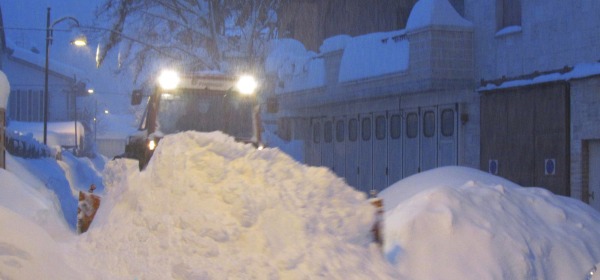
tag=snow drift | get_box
[2,132,600,279]
[381,166,600,280]
[79,131,398,279]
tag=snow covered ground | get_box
[1,131,600,279]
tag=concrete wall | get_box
[466,0,600,81]
[570,76,600,201]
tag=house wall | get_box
[570,76,600,203]
[466,0,600,81]
[4,56,74,122]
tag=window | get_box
[361,117,371,141]
[324,121,333,143]
[390,114,401,139]
[348,118,358,142]
[441,109,455,137]
[375,116,386,140]
[336,120,345,142]
[496,0,521,31]
[312,122,321,143]
[406,113,418,139]
[423,111,435,138]
[8,89,44,122]
[278,118,292,141]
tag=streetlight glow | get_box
[236,75,258,95]
[71,36,87,47]
[158,69,180,90]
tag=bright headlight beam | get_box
[236,75,258,95]
[158,70,180,90]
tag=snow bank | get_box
[0,166,71,239]
[80,131,398,279]
[0,206,86,279]
[381,166,600,280]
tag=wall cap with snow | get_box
[405,0,473,32]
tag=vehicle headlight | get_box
[148,139,157,151]
[588,264,598,280]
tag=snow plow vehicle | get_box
[123,70,261,169]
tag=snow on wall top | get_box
[339,30,409,83]
[319,34,352,53]
[406,0,472,31]
[266,39,325,92]
[479,62,600,91]
[0,71,10,108]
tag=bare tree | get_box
[95,0,284,82]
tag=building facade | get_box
[268,0,600,210]
[3,43,81,123]
[470,0,600,208]
[268,0,478,195]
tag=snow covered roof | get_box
[405,0,472,31]
[479,62,600,91]
[5,39,84,80]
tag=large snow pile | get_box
[78,131,398,279]
[381,166,600,280]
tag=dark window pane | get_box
[441,109,455,137]
[376,116,386,140]
[279,118,291,141]
[336,120,345,142]
[423,111,435,138]
[406,113,418,138]
[361,117,371,141]
[390,114,401,139]
[313,122,321,143]
[324,121,333,143]
[349,118,358,142]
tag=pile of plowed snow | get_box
[78,131,398,279]
[381,166,600,280]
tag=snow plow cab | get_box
[123,70,261,169]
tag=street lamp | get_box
[43,7,86,145]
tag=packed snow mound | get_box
[0,206,85,279]
[80,131,398,279]
[381,166,600,280]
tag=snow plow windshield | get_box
[155,88,256,139]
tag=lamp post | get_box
[43,7,86,145]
